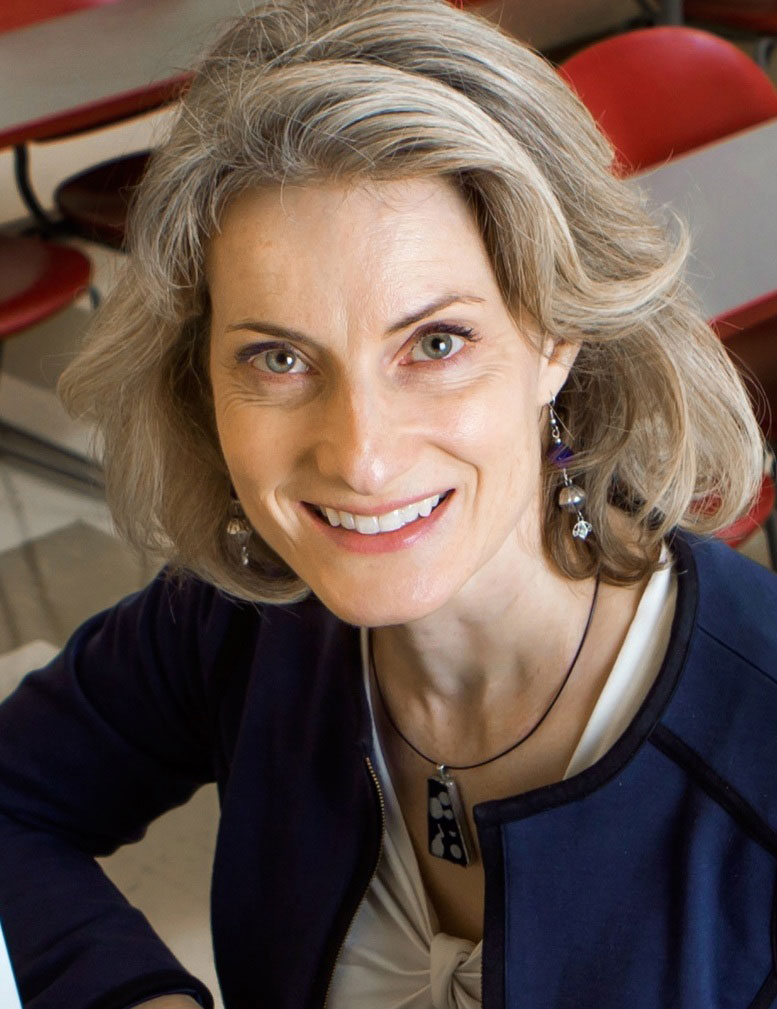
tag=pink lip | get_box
[302,490,454,554]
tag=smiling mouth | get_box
[309,490,452,535]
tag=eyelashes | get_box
[234,322,480,376]
[403,323,477,366]
[235,343,310,375]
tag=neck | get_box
[372,544,596,709]
[368,520,654,768]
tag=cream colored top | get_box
[328,560,677,1009]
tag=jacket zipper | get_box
[321,753,386,1009]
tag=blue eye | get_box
[248,346,309,374]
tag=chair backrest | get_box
[560,26,777,174]
[0,0,122,35]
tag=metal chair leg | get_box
[13,145,61,237]
[755,36,775,70]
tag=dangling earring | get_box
[548,397,593,541]
[226,498,252,567]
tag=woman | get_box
[1,1,775,1007]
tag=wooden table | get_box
[634,118,777,325]
[0,0,244,147]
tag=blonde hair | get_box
[60,0,763,601]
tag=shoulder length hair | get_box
[60,0,764,602]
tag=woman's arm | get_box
[0,571,237,1009]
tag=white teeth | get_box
[355,514,380,535]
[378,511,404,533]
[339,510,356,530]
[399,504,418,524]
[317,492,445,534]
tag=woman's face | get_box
[208,178,573,626]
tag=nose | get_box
[311,376,411,496]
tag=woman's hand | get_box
[134,997,203,1009]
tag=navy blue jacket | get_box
[1,533,777,1009]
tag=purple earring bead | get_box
[549,442,574,468]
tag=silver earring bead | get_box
[227,499,252,567]
[548,397,593,541]
[559,484,587,511]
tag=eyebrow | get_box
[386,293,486,334]
[225,293,486,345]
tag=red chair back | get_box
[0,0,122,35]
[560,26,777,174]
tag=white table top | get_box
[0,0,245,146]
[635,117,777,321]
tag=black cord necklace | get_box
[370,576,600,868]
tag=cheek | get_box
[211,396,287,506]
[444,375,542,468]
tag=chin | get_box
[310,576,455,628]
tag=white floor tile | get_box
[0,462,113,554]
[0,371,94,457]
[0,639,59,700]
[99,785,222,1007]
[0,921,22,1009]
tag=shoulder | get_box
[657,534,777,833]
[68,566,258,671]
[679,533,777,674]
[68,568,347,683]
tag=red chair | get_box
[561,26,777,563]
[714,461,777,558]
[684,1,777,68]
[712,295,777,447]
[54,151,150,250]
[0,235,100,485]
[560,26,777,173]
[0,237,90,339]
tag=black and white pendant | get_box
[427,765,474,867]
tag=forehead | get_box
[205,177,501,326]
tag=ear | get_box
[536,336,580,407]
